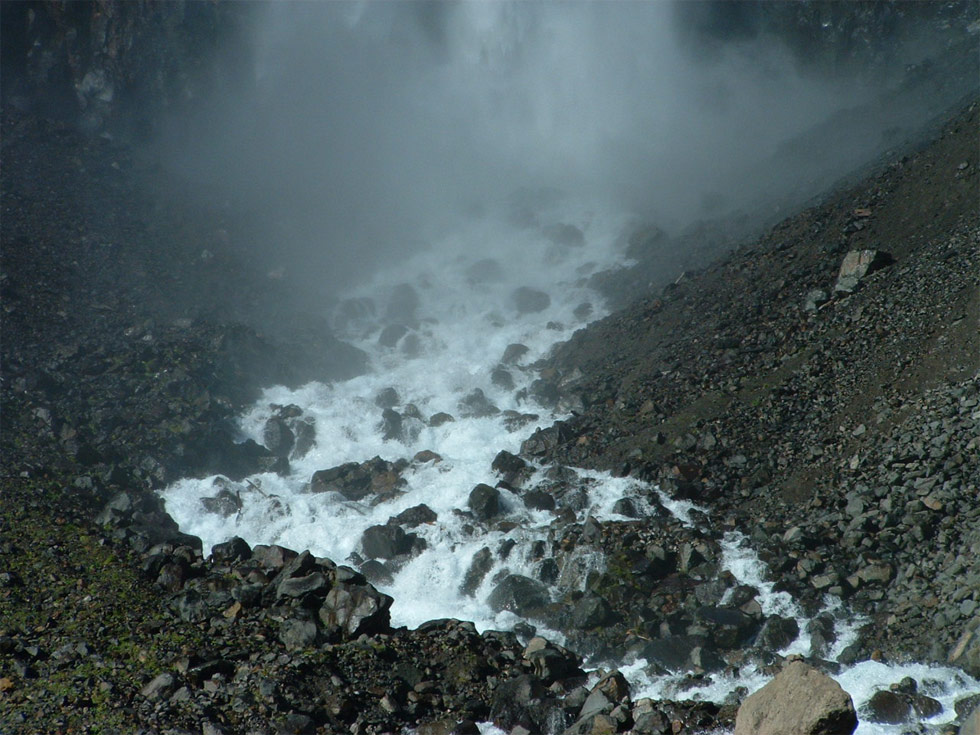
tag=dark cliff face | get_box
[0,1,253,137]
[672,0,978,77]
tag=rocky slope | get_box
[2,7,980,734]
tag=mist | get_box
[156,1,969,300]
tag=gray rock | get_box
[522,637,582,685]
[834,249,891,294]
[501,343,530,364]
[513,287,551,314]
[279,618,318,650]
[141,672,176,701]
[962,704,980,735]
[319,583,392,638]
[487,574,550,615]
[949,616,980,676]
[458,388,499,418]
[862,690,910,724]
[361,525,420,559]
[460,547,494,597]
[804,289,829,311]
[734,660,857,735]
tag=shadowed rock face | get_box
[0,1,253,135]
[734,661,857,735]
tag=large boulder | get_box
[487,574,550,616]
[734,661,857,735]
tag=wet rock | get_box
[492,450,528,477]
[734,660,857,735]
[309,457,406,500]
[360,525,422,560]
[390,504,437,527]
[490,675,564,733]
[513,287,551,314]
[523,489,556,512]
[755,615,800,651]
[276,572,328,600]
[466,258,504,283]
[386,283,420,321]
[379,323,409,347]
[460,547,494,597]
[200,486,242,518]
[862,690,910,724]
[521,421,577,457]
[263,416,295,458]
[491,366,515,390]
[381,407,403,441]
[544,223,586,248]
[501,343,530,365]
[335,296,376,331]
[459,389,499,418]
[530,378,560,408]
[359,559,394,586]
[375,387,400,408]
[468,484,501,521]
[696,606,760,649]
[488,574,550,616]
[429,412,455,426]
[252,544,298,572]
[570,594,616,630]
[834,249,892,294]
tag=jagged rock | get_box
[523,637,583,685]
[210,536,252,564]
[381,407,403,441]
[252,544,298,572]
[804,288,829,311]
[141,672,176,701]
[262,416,295,458]
[458,389,499,418]
[523,489,556,512]
[570,594,615,630]
[279,618,317,650]
[201,486,242,517]
[501,343,530,364]
[696,606,760,649]
[862,690,911,724]
[319,583,393,638]
[389,504,437,527]
[734,660,857,735]
[309,457,406,500]
[755,615,800,651]
[488,574,550,615]
[834,249,892,293]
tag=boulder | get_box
[488,574,550,615]
[962,704,980,735]
[460,547,494,597]
[361,525,422,560]
[309,457,406,500]
[501,343,530,364]
[861,690,910,724]
[544,223,585,248]
[523,637,583,685]
[319,583,393,638]
[948,616,980,676]
[513,287,551,314]
[458,388,499,418]
[468,484,501,521]
[466,258,505,283]
[834,249,891,294]
[734,660,857,735]
[385,283,420,321]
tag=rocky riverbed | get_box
[3,5,980,734]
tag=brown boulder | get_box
[734,661,857,735]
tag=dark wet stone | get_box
[513,287,550,314]
[390,503,437,527]
[361,524,421,560]
[461,547,494,597]
[501,343,530,364]
[379,323,409,347]
[487,574,549,615]
[468,484,501,521]
[210,536,252,564]
[458,389,499,418]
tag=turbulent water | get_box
[163,198,977,734]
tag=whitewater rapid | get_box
[162,200,977,734]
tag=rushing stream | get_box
[163,199,977,734]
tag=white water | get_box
[163,199,978,732]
